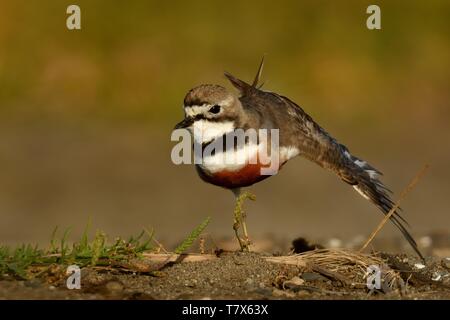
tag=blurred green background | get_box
[0,1,449,253]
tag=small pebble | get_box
[431,272,442,282]
[414,263,426,270]
[441,258,450,270]
[283,276,305,290]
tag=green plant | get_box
[175,217,211,254]
[0,217,212,279]
[0,223,155,279]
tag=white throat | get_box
[192,119,235,144]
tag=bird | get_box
[174,58,423,259]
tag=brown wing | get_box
[270,93,424,260]
[224,66,422,259]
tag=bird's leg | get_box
[233,221,245,252]
[239,192,256,249]
[232,188,256,251]
[232,188,245,251]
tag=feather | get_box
[224,71,251,94]
[252,55,265,88]
[224,55,266,94]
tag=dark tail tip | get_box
[353,174,425,261]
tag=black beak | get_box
[174,117,194,130]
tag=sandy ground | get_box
[1,248,449,300]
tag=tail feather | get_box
[348,156,424,260]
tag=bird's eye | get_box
[209,105,221,114]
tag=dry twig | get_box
[359,164,429,252]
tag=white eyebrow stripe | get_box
[184,104,211,117]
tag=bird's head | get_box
[174,57,265,144]
[174,84,243,131]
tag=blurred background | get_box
[0,1,449,255]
